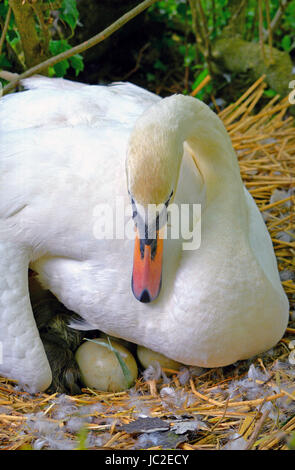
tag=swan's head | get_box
[126,96,185,303]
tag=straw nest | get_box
[0,77,294,450]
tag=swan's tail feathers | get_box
[68,317,98,331]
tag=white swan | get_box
[0,76,289,391]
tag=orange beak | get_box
[132,228,164,303]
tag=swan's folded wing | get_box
[0,77,161,133]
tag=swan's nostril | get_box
[139,290,151,303]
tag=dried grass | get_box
[0,77,294,450]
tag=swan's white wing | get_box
[0,77,160,133]
[244,187,282,289]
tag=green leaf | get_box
[53,60,70,77]
[60,0,79,30]
[281,35,292,52]
[18,444,34,450]
[183,44,196,66]
[7,29,21,47]
[69,54,84,76]
[76,427,89,450]
[48,66,56,77]
[0,54,12,68]
[49,39,71,56]
[176,3,186,16]
[0,3,9,17]
[147,73,155,82]
[263,88,277,98]
[154,59,167,71]
[192,68,209,90]
[49,40,71,77]
[288,432,295,450]
[178,44,186,57]
[106,336,134,388]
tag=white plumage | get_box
[0,76,289,391]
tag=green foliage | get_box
[0,0,294,97]
[148,0,295,99]
[281,35,293,52]
[0,0,83,78]
[60,0,80,32]
[49,39,71,76]
[263,88,278,98]
[0,53,11,68]
[192,68,212,99]
[49,39,83,77]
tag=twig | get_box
[258,0,266,64]
[183,4,189,93]
[121,42,150,81]
[245,406,271,450]
[190,379,223,406]
[0,70,19,81]
[196,0,212,74]
[248,1,259,41]
[263,0,288,41]
[0,5,11,56]
[240,396,268,441]
[2,0,157,95]
[0,15,24,74]
[212,0,216,37]
[188,0,205,57]
[210,396,230,432]
[265,0,273,64]
[30,1,50,52]
[190,74,211,97]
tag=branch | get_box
[9,0,49,68]
[222,0,248,37]
[3,0,157,95]
[31,1,50,52]
[121,42,150,81]
[263,0,288,41]
[188,1,206,57]
[212,0,216,37]
[196,0,210,56]
[258,0,266,63]
[245,406,270,450]
[265,0,273,63]
[0,70,19,81]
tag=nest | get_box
[0,77,294,450]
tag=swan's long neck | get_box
[176,97,243,202]
[128,95,244,206]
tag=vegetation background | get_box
[0,0,295,108]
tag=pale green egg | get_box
[75,338,138,392]
[137,345,182,373]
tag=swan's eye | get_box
[165,190,173,208]
[130,196,138,221]
[156,214,160,231]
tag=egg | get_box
[137,345,182,372]
[75,338,138,392]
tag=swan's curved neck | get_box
[161,96,243,202]
[128,95,244,207]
